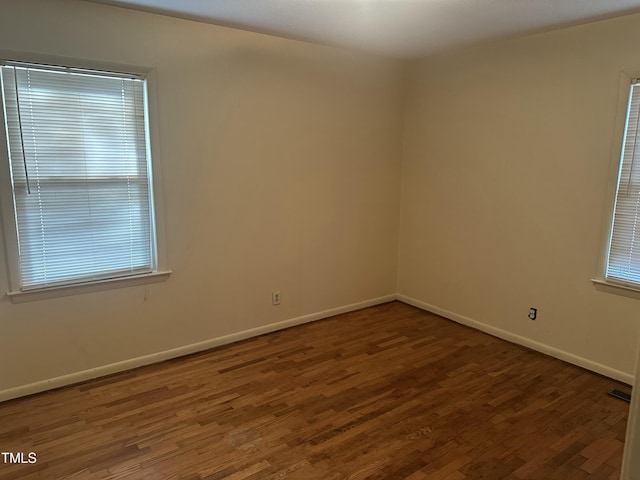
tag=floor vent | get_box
[608,389,631,403]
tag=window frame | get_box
[593,68,640,299]
[0,52,169,302]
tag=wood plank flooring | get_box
[0,301,630,479]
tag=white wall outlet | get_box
[272,291,281,306]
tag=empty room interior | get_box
[2,0,640,478]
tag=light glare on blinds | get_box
[607,82,640,286]
[0,62,155,290]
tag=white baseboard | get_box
[0,294,396,403]
[396,294,634,386]
[2,293,631,403]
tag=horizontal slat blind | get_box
[607,82,640,286]
[0,62,154,289]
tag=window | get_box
[0,60,161,293]
[606,79,640,288]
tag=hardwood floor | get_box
[0,301,630,479]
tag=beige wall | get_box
[399,13,640,380]
[0,0,404,394]
[3,0,640,398]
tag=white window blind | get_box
[607,81,640,287]
[0,61,156,290]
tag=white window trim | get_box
[0,52,170,302]
[7,271,172,303]
[593,68,640,299]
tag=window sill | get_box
[6,270,171,303]
[591,278,640,300]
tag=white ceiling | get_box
[89,0,640,58]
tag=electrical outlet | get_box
[272,291,281,306]
[528,307,537,320]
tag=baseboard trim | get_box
[396,294,634,386]
[0,294,396,403]
[3,293,631,403]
